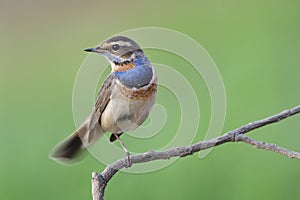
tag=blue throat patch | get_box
[114,57,153,88]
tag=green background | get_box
[1,0,300,199]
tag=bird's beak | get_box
[84,47,104,53]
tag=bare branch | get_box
[92,105,300,200]
[236,135,300,159]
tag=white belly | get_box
[100,84,156,133]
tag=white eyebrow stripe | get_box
[114,41,132,46]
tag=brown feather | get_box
[50,123,88,161]
[51,74,116,164]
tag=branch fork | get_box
[92,105,300,200]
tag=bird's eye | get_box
[112,44,120,51]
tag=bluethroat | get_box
[50,36,157,165]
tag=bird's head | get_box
[85,36,143,72]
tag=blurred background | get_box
[1,0,300,199]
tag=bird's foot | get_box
[113,133,132,168]
[124,151,132,168]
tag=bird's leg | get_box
[113,133,132,167]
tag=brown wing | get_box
[87,73,116,142]
[95,73,116,114]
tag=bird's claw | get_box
[124,151,132,168]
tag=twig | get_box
[236,135,300,159]
[91,105,300,200]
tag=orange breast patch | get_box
[114,62,135,72]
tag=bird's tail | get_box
[50,119,103,164]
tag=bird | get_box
[50,36,157,165]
